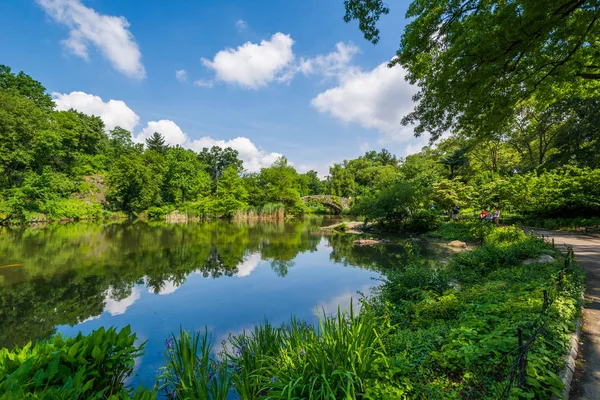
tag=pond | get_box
[0,216,445,389]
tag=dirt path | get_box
[530,230,600,399]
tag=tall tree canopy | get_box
[145,132,168,155]
[0,65,54,111]
[344,0,600,139]
[197,146,243,192]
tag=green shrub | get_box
[403,209,440,234]
[434,220,494,242]
[0,326,153,399]
[371,224,583,399]
[145,205,175,220]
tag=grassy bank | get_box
[0,223,583,399]
[376,224,583,398]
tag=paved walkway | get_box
[530,230,600,400]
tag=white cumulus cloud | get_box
[311,62,418,142]
[298,42,360,79]
[189,136,283,172]
[201,33,295,89]
[175,69,188,82]
[198,39,362,90]
[37,0,145,79]
[52,89,283,172]
[235,19,248,32]
[52,91,140,132]
[131,120,282,172]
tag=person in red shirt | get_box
[479,209,488,221]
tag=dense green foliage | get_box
[344,0,600,140]
[3,63,598,226]
[0,66,328,223]
[372,224,583,399]
[339,0,600,229]
[334,141,600,229]
[0,326,154,399]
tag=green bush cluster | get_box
[145,205,176,220]
[0,326,154,399]
[504,215,600,231]
[433,220,495,243]
[372,224,583,399]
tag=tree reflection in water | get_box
[0,217,445,349]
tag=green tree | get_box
[242,172,265,207]
[328,163,357,197]
[260,157,304,213]
[197,146,243,192]
[352,181,421,227]
[344,0,600,139]
[304,170,324,195]
[213,166,248,217]
[163,146,210,203]
[107,127,140,163]
[0,65,54,110]
[441,147,470,179]
[0,89,49,188]
[51,110,108,175]
[327,150,401,197]
[145,132,169,155]
[107,153,163,213]
[541,98,600,169]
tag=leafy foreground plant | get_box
[0,325,155,399]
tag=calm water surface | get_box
[0,217,444,388]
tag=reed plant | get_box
[219,302,392,399]
[157,328,230,400]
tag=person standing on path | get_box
[451,204,460,221]
[493,208,501,225]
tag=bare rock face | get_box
[523,255,556,265]
[448,240,468,248]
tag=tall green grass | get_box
[159,303,395,399]
[157,328,230,399]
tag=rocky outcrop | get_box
[320,221,371,233]
[353,238,391,246]
[447,240,469,252]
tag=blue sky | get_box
[1,0,422,175]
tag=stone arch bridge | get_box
[301,195,351,214]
